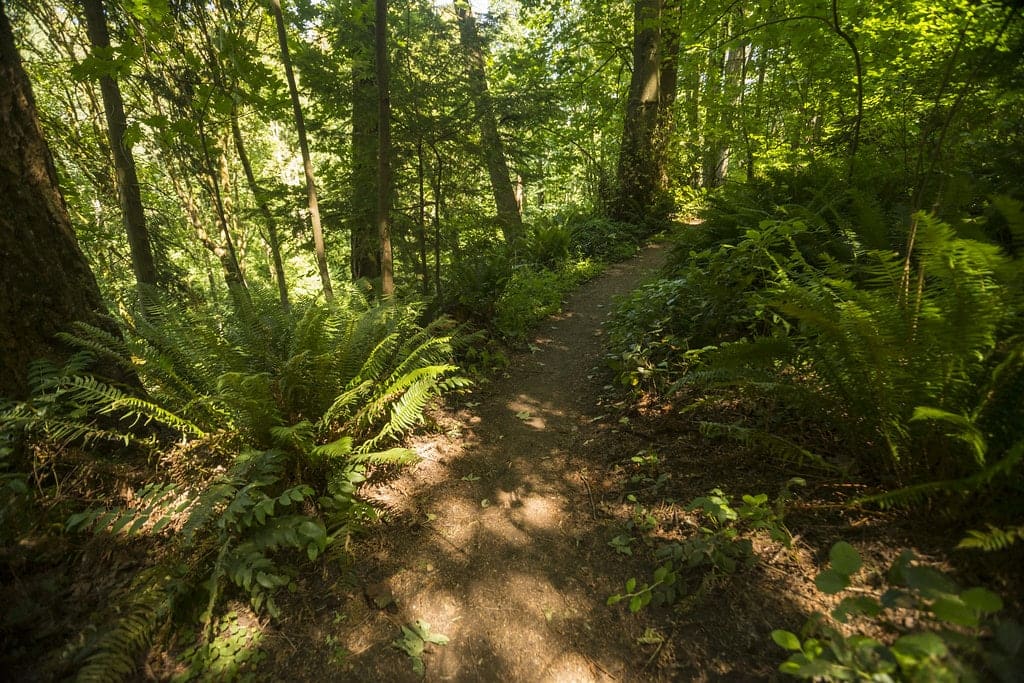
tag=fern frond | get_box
[58,321,134,374]
[75,568,171,682]
[66,482,186,537]
[345,446,418,466]
[60,376,207,438]
[698,421,837,471]
[957,523,1024,552]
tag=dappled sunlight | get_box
[510,493,567,533]
[507,393,569,431]
[321,245,673,681]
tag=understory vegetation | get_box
[606,174,1024,677]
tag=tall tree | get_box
[375,0,394,296]
[269,0,334,300]
[612,0,675,221]
[231,115,290,312]
[1,0,112,398]
[80,0,158,289]
[350,0,379,281]
[454,0,523,244]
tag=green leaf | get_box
[814,569,850,595]
[771,630,801,651]
[628,595,643,613]
[932,597,979,627]
[960,586,1002,613]
[892,632,948,659]
[626,577,637,593]
[607,594,622,606]
[423,631,449,645]
[831,596,882,623]
[829,542,862,576]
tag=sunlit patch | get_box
[507,394,569,431]
[511,495,564,532]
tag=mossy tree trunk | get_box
[375,0,394,297]
[0,2,116,398]
[612,0,676,223]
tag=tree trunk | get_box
[80,0,158,290]
[350,0,379,281]
[375,0,394,297]
[0,3,116,398]
[430,143,444,299]
[269,0,333,301]
[454,0,523,244]
[416,139,429,295]
[231,116,290,312]
[612,0,665,222]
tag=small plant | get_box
[392,620,449,676]
[609,485,798,612]
[608,533,635,556]
[772,542,1023,681]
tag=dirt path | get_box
[309,244,669,681]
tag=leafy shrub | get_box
[687,214,1024,487]
[520,221,571,268]
[446,245,512,322]
[493,260,601,341]
[773,542,1022,681]
[608,485,799,612]
[0,286,466,679]
[606,218,815,390]
[568,215,646,261]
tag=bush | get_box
[0,285,467,679]
[568,215,647,261]
[494,260,601,341]
[773,542,1021,681]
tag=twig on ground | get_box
[579,472,597,519]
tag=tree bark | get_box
[350,0,379,281]
[0,2,115,398]
[454,0,523,244]
[269,0,333,301]
[611,0,667,222]
[416,139,429,295]
[375,0,394,297]
[231,116,290,312]
[80,0,158,290]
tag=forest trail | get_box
[308,244,670,681]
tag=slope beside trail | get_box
[302,243,671,681]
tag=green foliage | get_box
[171,614,266,683]
[676,213,1023,489]
[392,620,449,677]
[567,215,646,261]
[0,286,465,680]
[958,524,1024,552]
[75,568,173,683]
[608,485,798,612]
[493,260,601,342]
[773,543,1022,682]
[520,221,571,268]
[606,218,811,390]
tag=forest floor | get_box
[255,241,1024,682]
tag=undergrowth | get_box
[0,284,466,680]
